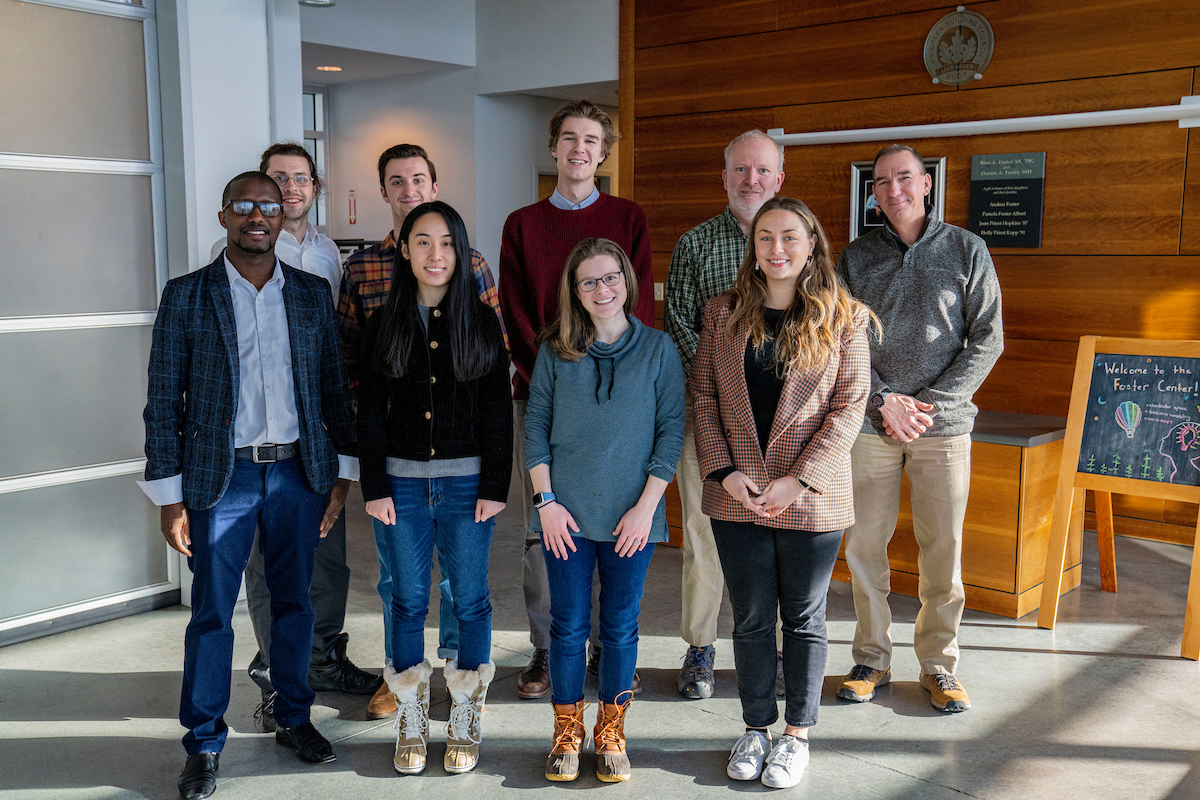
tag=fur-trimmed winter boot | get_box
[545,700,589,781]
[384,659,432,775]
[443,660,495,773]
[594,690,633,782]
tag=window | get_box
[303,86,329,232]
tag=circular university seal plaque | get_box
[924,6,994,86]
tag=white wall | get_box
[300,0,476,66]
[475,0,618,95]
[473,93,552,269]
[327,66,479,242]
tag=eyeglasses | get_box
[224,200,283,217]
[575,271,623,293]
[270,174,313,187]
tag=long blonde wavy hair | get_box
[726,197,879,375]
[537,237,639,362]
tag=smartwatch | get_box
[871,390,891,408]
[532,492,556,508]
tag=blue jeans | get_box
[711,520,843,729]
[377,474,492,671]
[182,457,325,754]
[543,536,655,704]
[373,518,459,664]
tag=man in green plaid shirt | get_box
[664,130,785,701]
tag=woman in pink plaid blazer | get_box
[688,197,875,789]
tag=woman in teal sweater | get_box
[525,237,684,784]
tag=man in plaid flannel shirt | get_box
[335,143,506,719]
[663,130,785,701]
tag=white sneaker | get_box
[761,734,809,788]
[727,729,770,780]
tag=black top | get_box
[704,308,789,486]
[356,302,513,503]
[745,307,787,454]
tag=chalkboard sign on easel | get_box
[1038,337,1200,660]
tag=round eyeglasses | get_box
[575,271,623,293]
[271,174,313,187]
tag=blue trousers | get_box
[377,474,493,672]
[543,536,655,705]
[181,457,325,754]
[373,518,459,664]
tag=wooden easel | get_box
[1038,336,1200,660]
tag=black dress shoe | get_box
[276,722,337,764]
[307,633,383,695]
[178,753,219,800]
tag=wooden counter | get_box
[831,411,1085,619]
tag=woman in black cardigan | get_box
[358,201,512,777]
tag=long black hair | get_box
[370,201,504,381]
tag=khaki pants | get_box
[844,431,971,675]
[679,396,781,649]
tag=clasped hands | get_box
[880,392,935,442]
[721,472,805,518]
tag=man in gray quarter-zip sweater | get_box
[834,144,1003,714]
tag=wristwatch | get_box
[532,492,556,508]
[871,390,892,408]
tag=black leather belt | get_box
[234,442,299,463]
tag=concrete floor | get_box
[2,480,1200,800]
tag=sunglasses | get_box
[224,200,283,217]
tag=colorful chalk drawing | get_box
[1158,421,1200,484]
[1115,401,1142,438]
[1076,353,1200,487]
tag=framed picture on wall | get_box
[849,157,946,242]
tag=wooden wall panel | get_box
[639,122,1187,257]
[1184,124,1200,254]
[776,0,948,31]
[974,338,1077,416]
[635,0,1200,118]
[770,71,1193,136]
[635,0,776,49]
[995,256,1200,342]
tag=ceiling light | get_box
[299,1,336,7]
[316,65,342,72]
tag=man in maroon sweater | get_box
[500,100,656,699]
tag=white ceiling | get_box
[301,42,458,86]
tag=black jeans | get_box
[711,520,843,728]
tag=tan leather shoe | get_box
[546,700,588,781]
[837,665,891,703]
[366,681,396,719]
[920,672,971,712]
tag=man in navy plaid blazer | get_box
[139,172,355,800]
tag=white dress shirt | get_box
[210,223,343,302]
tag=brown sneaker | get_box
[920,672,971,712]
[594,690,632,782]
[366,681,397,720]
[546,700,588,781]
[518,648,551,699]
[838,664,891,703]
